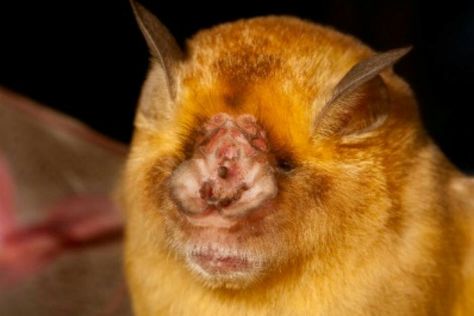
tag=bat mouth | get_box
[179,203,274,230]
[183,207,240,229]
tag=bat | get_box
[0,2,472,315]
[123,1,474,315]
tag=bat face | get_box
[132,87,333,289]
[125,1,416,291]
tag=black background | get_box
[0,0,473,171]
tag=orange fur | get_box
[122,16,474,315]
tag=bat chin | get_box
[183,243,265,289]
[169,205,276,288]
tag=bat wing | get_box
[0,87,131,315]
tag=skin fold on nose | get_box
[198,121,252,208]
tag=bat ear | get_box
[130,0,183,127]
[313,47,411,138]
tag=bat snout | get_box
[169,112,277,227]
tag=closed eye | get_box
[276,157,295,172]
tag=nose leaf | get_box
[169,113,277,223]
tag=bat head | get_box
[125,0,416,289]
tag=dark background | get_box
[0,0,473,171]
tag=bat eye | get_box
[276,157,295,172]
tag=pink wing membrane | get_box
[0,87,131,316]
[0,155,16,239]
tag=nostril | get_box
[199,181,213,200]
[218,197,232,208]
[217,166,228,179]
[216,184,249,208]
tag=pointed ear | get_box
[313,47,411,138]
[130,0,183,125]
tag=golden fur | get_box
[122,16,474,315]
